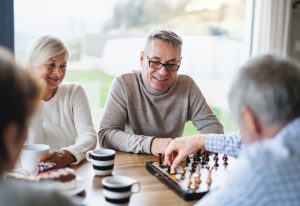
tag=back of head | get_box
[229,55,300,125]
[24,35,69,69]
[144,29,183,53]
[0,46,41,164]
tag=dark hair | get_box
[0,47,41,164]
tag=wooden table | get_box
[72,151,196,206]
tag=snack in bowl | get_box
[5,163,77,191]
[37,162,56,174]
[38,167,77,191]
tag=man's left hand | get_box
[151,137,172,156]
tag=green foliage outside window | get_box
[65,69,236,134]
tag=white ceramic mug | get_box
[102,176,141,205]
[20,144,50,173]
[86,149,115,176]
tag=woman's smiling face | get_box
[37,52,67,89]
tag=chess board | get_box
[146,152,231,201]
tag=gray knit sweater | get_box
[98,72,223,154]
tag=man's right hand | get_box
[164,135,206,171]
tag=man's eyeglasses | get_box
[146,55,180,71]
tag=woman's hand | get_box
[39,150,76,169]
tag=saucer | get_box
[62,176,85,196]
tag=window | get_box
[14,0,251,133]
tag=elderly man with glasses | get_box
[98,29,223,155]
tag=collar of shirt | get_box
[243,117,300,158]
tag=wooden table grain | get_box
[72,151,196,206]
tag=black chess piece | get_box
[190,168,195,173]
[167,166,171,173]
[186,156,191,166]
[158,153,163,167]
[205,152,210,163]
[186,156,191,163]
[223,154,228,167]
[213,153,219,168]
[196,151,201,162]
[193,154,199,164]
[213,153,218,161]
[200,154,207,166]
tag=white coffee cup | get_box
[86,149,115,176]
[20,144,49,173]
[102,176,141,205]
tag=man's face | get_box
[140,38,181,93]
[238,107,261,144]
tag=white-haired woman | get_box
[25,35,97,168]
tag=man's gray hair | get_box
[144,29,183,52]
[228,55,300,124]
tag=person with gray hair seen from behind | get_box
[25,35,97,169]
[164,55,300,206]
[99,29,223,156]
[0,46,80,206]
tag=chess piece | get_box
[187,174,192,188]
[190,167,195,174]
[200,154,206,166]
[194,170,201,185]
[193,154,196,161]
[213,153,218,161]
[205,152,210,163]
[194,175,201,185]
[213,153,219,169]
[193,166,201,184]
[197,166,201,179]
[180,162,186,175]
[223,154,229,168]
[214,162,219,168]
[196,150,201,162]
[170,167,176,175]
[186,156,190,165]
[158,153,163,167]
[190,179,198,191]
[167,166,171,173]
[206,168,212,187]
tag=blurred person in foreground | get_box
[0,46,80,206]
[99,29,223,156]
[25,35,97,168]
[165,55,300,206]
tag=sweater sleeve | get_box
[188,79,224,134]
[61,85,97,164]
[98,77,154,154]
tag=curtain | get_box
[251,0,291,57]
